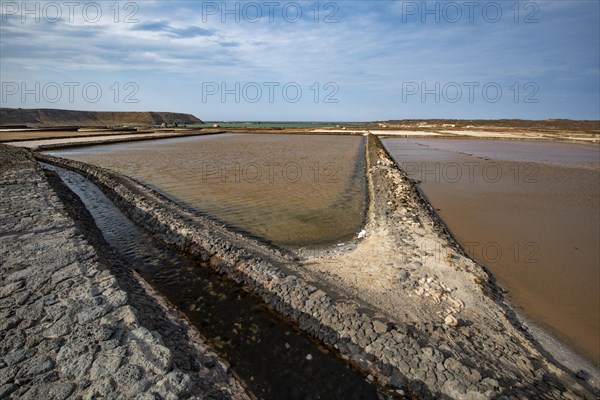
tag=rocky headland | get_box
[0,108,203,128]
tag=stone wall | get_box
[0,145,248,399]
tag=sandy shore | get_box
[436,130,600,143]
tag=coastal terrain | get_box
[1,109,599,399]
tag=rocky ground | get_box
[33,135,598,399]
[300,135,599,398]
[0,145,249,399]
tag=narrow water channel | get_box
[41,162,379,400]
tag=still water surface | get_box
[48,133,366,248]
[383,138,600,364]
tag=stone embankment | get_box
[0,145,249,399]
[35,136,596,399]
[7,131,223,151]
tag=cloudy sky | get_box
[1,0,598,121]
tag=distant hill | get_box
[373,119,599,132]
[0,108,203,127]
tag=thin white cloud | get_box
[1,0,598,119]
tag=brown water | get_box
[48,133,366,248]
[383,138,600,365]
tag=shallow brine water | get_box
[41,162,379,399]
[47,133,367,249]
[383,138,600,365]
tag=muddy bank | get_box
[36,136,596,399]
[0,145,248,399]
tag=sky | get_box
[1,0,599,121]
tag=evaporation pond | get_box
[48,133,367,248]
[383,138,600,364]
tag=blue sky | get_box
[1,0,598,121]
